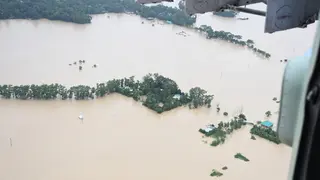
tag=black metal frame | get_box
[294,32,320,180]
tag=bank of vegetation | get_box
[234,153,249,162]
[0,73,213,114]
[199,114,247,146]
[250,125,281,144]
[0,0,195,26]
[196,25,271,58]
[0,0,271,58]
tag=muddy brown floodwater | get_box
[0,4,316,180]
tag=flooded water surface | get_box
[0,5,316,180]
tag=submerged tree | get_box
[0,73,214,114]
[265,111,272,117]
[189,87,213,109]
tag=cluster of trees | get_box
[210,117,246,146]
[188,87,213,109]
[234,153,249,162]
[0,0,271,59]
[0,84,96,100]
[199,114,247,146]
[210,169,223,177]
[250,125,281,144]
[197,25,271,58]
[0,73,213,113]
[0,0,196,26]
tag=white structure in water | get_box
[200,124,215,133]
[78,112,84,120]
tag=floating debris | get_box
[237,17,249,20]
[78,112,84,124]
[92,64,97,68]
[73,62,77,65]
[152,24,155,27]
[79,66,83,71]
[69,64,72,66]
[176,31,189,37]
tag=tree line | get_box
[0,0,196,26]
[197,25,271,58]
[250,125,281,144]
[0,73,213,114]
[234,153,249,162]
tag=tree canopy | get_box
[250,125,281,144]
[0,73,213,113]
[0,0,196,26]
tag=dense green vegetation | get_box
[197,25,271,58]
[199,114,247,146]
[213,10,238,18]
[210,169,223,177]
[0,0,195,26]
[250,125,281,144]
[0,0,271,58]
[234,153,249,162]
[0,73,213,113]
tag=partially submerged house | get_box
[200,124,215,133]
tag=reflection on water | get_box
[0,8,315,180]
